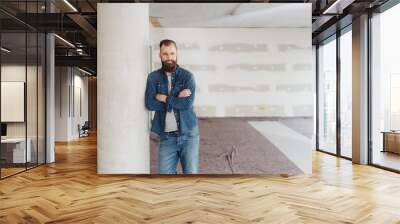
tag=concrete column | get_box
[45,0,56,163]
[46,32,55,163]
[352,14,369,164]
[97,4,150,174]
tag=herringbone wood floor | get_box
[1,134,400,223]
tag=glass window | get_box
[318,37,337,154]
[0,2,46,179]
[340,29,352,158]
[1,31,28,177]
[371,3,400,171]
[26,0,39,170]
[27,30,38,169]
[38,32,46,165]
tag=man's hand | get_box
[179,89,191,98]
[155,94,167,103]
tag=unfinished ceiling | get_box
[149,3,311,28]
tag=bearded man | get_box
[145,39,199,174]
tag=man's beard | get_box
[161,59,177,73]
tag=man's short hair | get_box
[159,39,177,50]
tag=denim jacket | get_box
[145,65,199,139]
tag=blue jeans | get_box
[158,132,199,174]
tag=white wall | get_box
[97,3,150,174]
[1,66,26,127]
[72,73,89,138]
[55,67,89,141]
[1,82,24,122]
[1,65,42,139]
[1,64,46,163]
[55,67,70,141]
[150,27,313,117]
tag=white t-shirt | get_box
[164,73,178,132]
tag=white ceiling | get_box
[149,3,311,28]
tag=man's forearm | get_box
[145,94,166,111]
[155,94,167,103]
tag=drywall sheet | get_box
[150,27,313,117]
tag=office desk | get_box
[1,138,32,163]
[381,131,400,154]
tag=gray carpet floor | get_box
[151,117,312,175]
